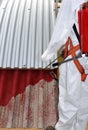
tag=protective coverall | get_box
[42,0,88,130]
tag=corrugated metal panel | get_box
[0,0,56,68]
[0,0,3,5]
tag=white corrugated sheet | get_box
[0,0,56,68]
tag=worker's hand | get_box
[57,44,65,58]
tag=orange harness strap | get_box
[64,38,87,81]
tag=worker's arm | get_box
[42,0,74,61]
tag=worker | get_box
[42,0,88,130]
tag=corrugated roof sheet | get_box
[0,0,56,68]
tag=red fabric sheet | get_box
[0,69,58,106]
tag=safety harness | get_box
[64,37,88,81]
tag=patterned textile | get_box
[0,69,58,128]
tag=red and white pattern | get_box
[0,69,58,128]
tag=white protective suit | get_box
[42,0,88,130]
